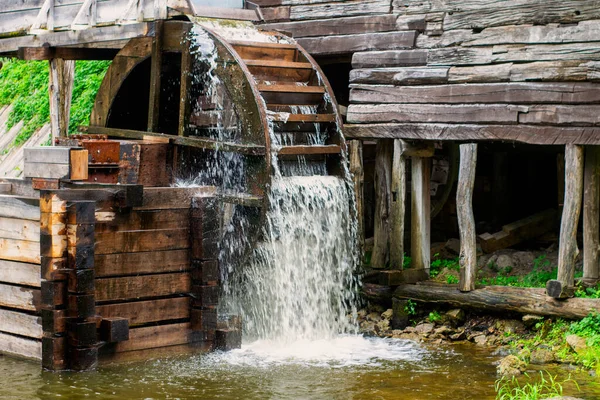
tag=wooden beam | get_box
[389,139,406,269]
[0,331,41,361]
[95,273,191,302]
[147,20,163,132]
[411,157,430,272]
[18,47,118,60]
[551,144,584,298]
[583,146,600,282]
[457,143,477,292]
[348,140,364,251]
[372,139,392,269]
[48,58,74,140]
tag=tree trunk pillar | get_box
[348,140,365,254]
[457,143,478,292]
[583,146,600,283]
[48,58,74,142]
[372,139,393,269]
[549,144,584,298]
[390,140,406,269]
[411,156,431,273]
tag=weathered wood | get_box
[0,331,41,361]
[0,308,42,339]
[289,0,391,20]
[349,82,600,105]
[100,318,129,343]
[0,260,41,287]
[95,209,190,232]
[278,145,341,156]
[147,20,162,132]
[555,144,584,298]
[584,146,600,281]
[457,143,477,292]
[298,31,417,56]
[427,47,492,66]
[0,195,40,221]
[478,209,557,253]
[18,46,118,60]
[348,140,364,251]
[411,157,430,272]
[263,14,398,38]
[0,283,40,312]
[378,268,429,286]
[352,50,427,68]
[95,249,190,277]
[96,297,190,326]
[389,140,406,269]
[394,282,600,320]
[95,273,191,302]
[349,67,449,85]
[136,186,216,210]
[107,322,199,353]
[519,105,600,126]
[95,228,189,254]
[347,104,524,124]
[372,140,393,268]
[48,58,74,140]
[0,217,40,242]
[342,123,600,145]
[0,238,41,264]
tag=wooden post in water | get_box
[390,140,406,269]
[348,140,365,253]
[372,139,393,269]
[548,144,584,298]
[411,155,431,273]
[457,143,477,292]
[583,146,600,284]
[48,58,74,142]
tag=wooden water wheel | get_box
[86,19,346,265]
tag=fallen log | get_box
[362,283,393,303]
[393,282,600,319]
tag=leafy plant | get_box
[403,253,412,269]
[479,255,560,288]
[430,254,460,278]
[404,299,417,316]
[446,275,459,284]
[428,311,442,323]
[495,371,577,400]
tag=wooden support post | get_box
[457,144,478,292]
[390,139,406,269]
[348,140,364,253]
[147,21,163,132]
[411,156,431,273]
[48,59,74,142]
[549,144,584,299]
[584,146,600,284]
[178,37,192,138]
[372,139,393,269]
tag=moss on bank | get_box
[0,59,109,147]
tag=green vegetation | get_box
[428,310,442,323]
[404,299,417,316]
[479,255,560,288]
[495,371,576,400]
[430,254,459,278]
[0,59,109,147]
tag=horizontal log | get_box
[0,217,40,242]
[0,195,40,221]
[96,297,190,327]
[493,42,600,64]
[136,187,216,211]
[349,67,449,85]
[347,104,524,124]
[0,238,40,264]
[95,228,190,255]
[263,14,398,38]
[0,308,42,339]
[95,209,190,232]
[95,249,190,277]
[427,47,492,66]
[349,82,600,104]
[394,282,600,320]
[289,0,390,20]
[0,260,40,287]
[342,123,600,145]
[519,105,600,126]
[0,331,41,360]
[95,273,191,302]
[298,31,417,56]
[108,322,198,353]
[0,283,40,312]
[352,50,428,68]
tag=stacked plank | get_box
[0,192,43,361]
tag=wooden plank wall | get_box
[258,0,600,144]
[0,193,43,361]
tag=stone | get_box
[404,326,417,333]
[444,308,465,327]
[530,348,555,364]
[415,323,435,334]
[381,308,393,320]
[445,238,460,255]
[434,326,453,335]
[391,298,409,330]
[512,251,535,268]
[360,321,377,336]
[517,348,531,362]
[357,309,367,319]
[496,319,525,334]
[368,304,385,314]
[522,314,544,328]
[367,312,382,322]
[473,335,487,346]
[497,355,526,377]
[449,331,466,341]
[376,319,390,333]
[566,334,588,354]
[391,330,403,337]
[495,254,513,270]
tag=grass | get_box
[495,371,576,400]
[430,254,459,278]
[0,59,109,147]
[479,255,557,288]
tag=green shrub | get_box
[495,371,576,400]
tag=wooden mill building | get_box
[2,0,600,369]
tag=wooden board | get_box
[352,50,427,68]
[0,217,40,242]
[298,31,417,56]
[95,273,191,302]
[0,283,40,312]
[0,238,41,264]
[108,322,197,353]
[0,308,42,339]
[349,67,449,85]
[0,195,40,221]
[96,297,190,326]
[0,331,41,360]
[263,14,398,38]
[0,260,41,287]
[135,187,216,211]
[289,0,390,20]
[519,105,600,126]
[95,228,190,255]
[95,249,190,277]
[95,209,190,233]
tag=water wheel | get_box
[88,19,346,266]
